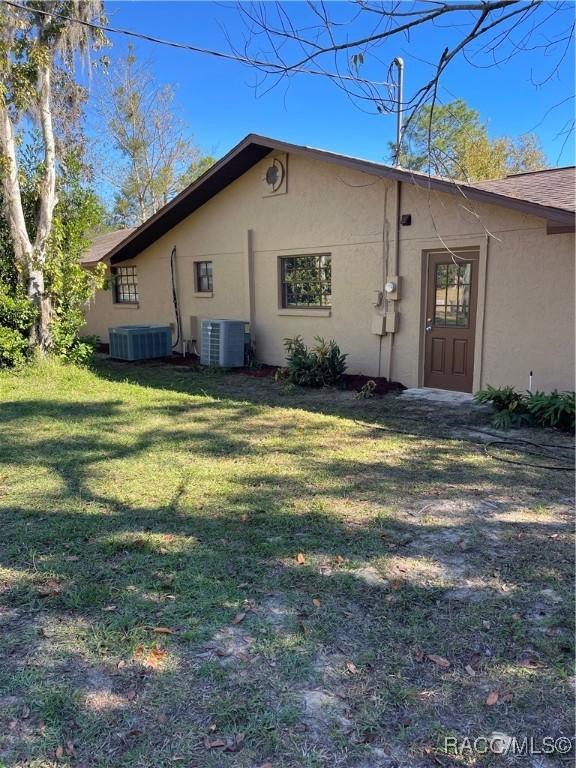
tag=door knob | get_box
[425,325,432,331]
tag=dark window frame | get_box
[280,254,332,309]
[111,265,139,304]
[195,260,213,293]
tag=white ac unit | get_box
[200,319,248,367]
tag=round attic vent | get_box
[265,157,285,192]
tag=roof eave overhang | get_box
[107,134,575,264]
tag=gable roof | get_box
[85,134,574,265]
[81,227,136,265]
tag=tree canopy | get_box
[95,46,214,227]
[394,99,547,180]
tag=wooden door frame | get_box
[417,237,489,392]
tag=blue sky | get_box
[97,1,575,167]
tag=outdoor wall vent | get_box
[108,325,172,361]
[262,153,288,197]
[200,319,249,367]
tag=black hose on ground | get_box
[354,419,575,472]
[483,439,574,471]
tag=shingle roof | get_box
[475,167,575,213]
[80,228,136,264]
[79,135,574,266]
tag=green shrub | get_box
[0,285,36,368]
[284,335,347,387]
[0,326,29,368]
[0,286,36,334]
[474,385,531,429]
[474,385,575,431]
[526,390,575,431]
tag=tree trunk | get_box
[29,62,58,353]
[0,59,57,354]
[28,267,53,352]
[0,95,33,267]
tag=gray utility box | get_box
[200,319,248,367]
[109,325,172,361]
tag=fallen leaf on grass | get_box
[126,690,137,701]
[149,626,176,635]
[500,692,514,703]
[204,737,226,749]
[335,555,345,564]
[427,654,450,669]
[65,741,75,757]
[414,648,425,663]
[518,658,542,669]
[416,690,437,701]
[464,664,476,676]
[224,733,245,752]
[102,605,117,612]
[232,611,246,625]
[258,763,273,768]
[134,644,167,668]
[346,662,359,675]
[486,690,499,706]
[55,745,64,760]
[296,553,306,564]
[36,580,63,598]
[312,598,321,608]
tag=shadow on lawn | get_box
[92,358,493,435]
[0,371,573,767]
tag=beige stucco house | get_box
[82,134,575,393]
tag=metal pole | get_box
[393,57,404,166]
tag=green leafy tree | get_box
[0,140,106,367]
[46,155,107,363]
[0,0,106,352]
[393,99,547,180]
[96,46,212,226]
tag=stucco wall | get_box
[83,152,575,392]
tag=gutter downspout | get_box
[244,228,256,348]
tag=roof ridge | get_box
[503,166,575,179]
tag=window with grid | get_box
[433,262,471,327]
[280,254,331,308]
[195,261,213,292]
[112,266,139,304]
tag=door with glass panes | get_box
[424,250,479,392]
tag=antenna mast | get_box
[392,57,404,167]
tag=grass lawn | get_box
[0,359,573,768]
